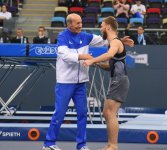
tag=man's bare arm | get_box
[97,61,110,71]
[78,54,93,60]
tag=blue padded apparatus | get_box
[0,44,26,57]
[29,44,57,57]
[89,46,107,57]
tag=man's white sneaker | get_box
[42,145,62,150]
[79,146,90,150]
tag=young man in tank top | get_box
[83,16,130,150]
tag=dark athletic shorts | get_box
[106,75,130,103]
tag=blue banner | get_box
[0,44,26,57]
[0,44,135,67]
[29,45,108,58]
[0,126,167,144]
[89,46,135,68]
[29,44,57,57]
[89,46,108,57]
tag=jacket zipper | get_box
[76,49,80,83]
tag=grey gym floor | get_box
[0,141,167,150]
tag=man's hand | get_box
[78,54,93,60]
[121,36,134,47]
[83,59,94,67]
[96,61,110,70]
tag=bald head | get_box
[66,13,81,26]
[66,13,82,33]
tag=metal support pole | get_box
[0,67,38,113]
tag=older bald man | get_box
[43,13,133,150]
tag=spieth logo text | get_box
[35,46,57,55]
[0,131,21,137]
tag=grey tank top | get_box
[109,37,127,77]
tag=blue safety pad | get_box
[0,125,167,144]
[126,54,135,68]
[29,44,57,57]
[0,44,26,57]
[0,44,135,68]
[89,47,107,57]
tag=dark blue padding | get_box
[0,44,26,57]
[0,126,167,144]
[0,44,135,68]
[89,46,107,57]
[29,44,57,57]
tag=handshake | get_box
[79,54,95,67]
[83,59,95,67]
[79,53,110,70]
